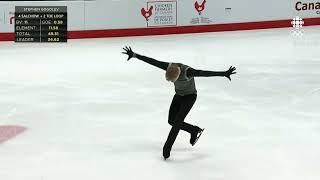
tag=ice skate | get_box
[163,144,171,160]
[190,128,204,146]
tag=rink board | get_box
[0,0,320,40]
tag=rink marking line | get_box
[310,88,320,94]
[1,108,17,119]
[0,125,27,144]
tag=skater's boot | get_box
[190,127,204,146]
[163,144,171,160]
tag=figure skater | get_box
[122,46,236,160]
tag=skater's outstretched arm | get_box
[188,66,237,81]
[122,46,169,71]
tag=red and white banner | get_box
[190,0,213,24]
[141,1,177,27]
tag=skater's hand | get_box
[225,66,236,81]
[122,46,135,61]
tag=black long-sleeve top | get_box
[135,54,226,77]
[134,53,226,95]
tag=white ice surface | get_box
[0,27,320,180]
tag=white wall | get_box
[0,0,319,33]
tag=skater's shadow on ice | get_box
[132,142,196,153]
[167,151,210,163]
[115,142,209,162]
[172,147,193,152]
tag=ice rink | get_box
[1,26,320,180]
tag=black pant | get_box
[164,93,198,153]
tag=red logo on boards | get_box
[141,6,154,21]
[10,16,15,24]
[194,0,206,15]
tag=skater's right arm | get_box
[122,46,169,71]
[134,54,169,71]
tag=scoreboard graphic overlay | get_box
[15,6,67,43]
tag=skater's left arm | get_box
[187,66,236,81]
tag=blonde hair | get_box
[166,64,181,82]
